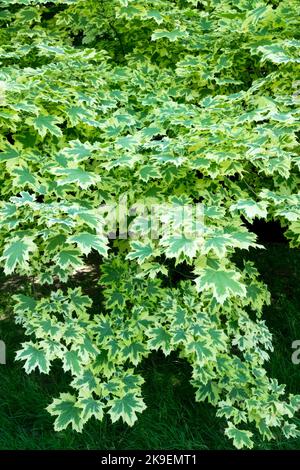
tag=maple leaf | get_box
[160,235,202,261]
[126,241,154,264]
[71,370,100,394]
[52,168,101,189]
[16,342,50,374]
[230,199,268,221]
[12,166,37,189]
[59,140,93,164]
[68,232,109,256]
[122,341,148,366]
[138,165,161,182]
[1,236,37,274]
[47,393,84,432]
[225,423,254,449]
[194,267,247,304]
[151,29,188,42]
[147,327,173,355]
[79,397,105,423]
[62,350,82,375]
[55,249,83,270]
[186,339,216,364]
[29,114,63,138]
[107,393,146,426]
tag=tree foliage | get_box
[0,0,300,448]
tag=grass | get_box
[1,243,300,450]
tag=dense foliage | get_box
[0,0,299,449]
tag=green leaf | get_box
[0,145,19,162]
[208,328,227,351]
[58,140,92,164]
[106,290,125,309]
[187,339,215,364]
[160,235,201,261]
[16,342,50,374]
[1,236,37,274]
[194,381,221,405]
[75,335,99,362]
[47,393,84,432]
[225,423,254,449]
[13,294,36,315]
[194,267,247,304]
[79,397,105,423]
[126,241,154,264]
[122,341,148,366]
[12,166,37,188]
[65,106,93,126]
[36,319,62,340]
[30,114,63,138]
[152,153,186,166]
[230,199,268,221]
[147,327,172,355]
[257,43,300,64]
[203,232,233,258]
[116,134,140,150]
[282,422,300,439]
[68,287,92,314]
[62,350,82,375]
[16,7,40,23]
[71,370,99,394]
[1,0,299,448]
[45,234,67,254]
[53,168,101,189]
[151,29,188,42]
[144,9,164,24]
[55,249,83,270]
[138,165,161,182]
[107,392,146,426]
[68,232,109,256]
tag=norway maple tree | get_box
[0,0,300,448]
